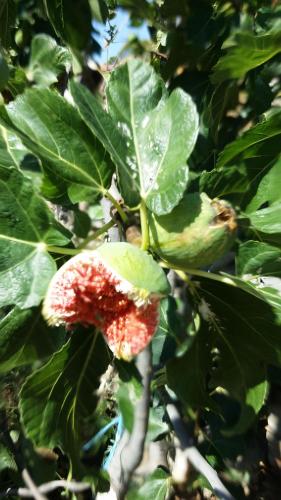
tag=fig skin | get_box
[148,192,237,268]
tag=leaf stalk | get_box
[161,262,238,288]
[79,219,116,248]
[46,246,80,256]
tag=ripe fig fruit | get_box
[149,192,237,268]
[43,242,170,360]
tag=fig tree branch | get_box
[109,345,152,499]
[166,403,234,500]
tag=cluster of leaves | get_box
[1,0,281,498]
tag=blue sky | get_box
[94,9,150,63]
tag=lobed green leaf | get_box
[20,330,110,472]
[27,34,71,87]
[127,468,171,500]
[71,60,199,215]
[3,88,114,203]
[211,24,281,84]
[0,166,70,308]
[217,110,281,168]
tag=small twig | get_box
[162,264,238,289]
[150,50,168,60]
[109,346,152,499]
[104,191,128,224]
[166,404,234,500]
[1,410,47,500]
[0,479,91,498]
[101,187,121,243]
[79,218,116,248]
[21,471,47,500]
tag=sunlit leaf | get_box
[0,166,70,308]
[211,24,281,84]
[237,240,281,277]
[89,0,108,22]
[198,165,248,198]
[71,60,199,214]
[28,34,71,87]
[127,468,171,500]
[246,158,281,213]
[0,125,28,168]
[248,202,281,235]
[217,111,281,168]
[2,89,114,203]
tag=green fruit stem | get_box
[47,246,80,255]
[105,191,128,223]
[140,200,150,251]
[163,263,238,288]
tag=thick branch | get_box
[166,404,234,500]
[109,346,152,499]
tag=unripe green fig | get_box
[148,192,237,268]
